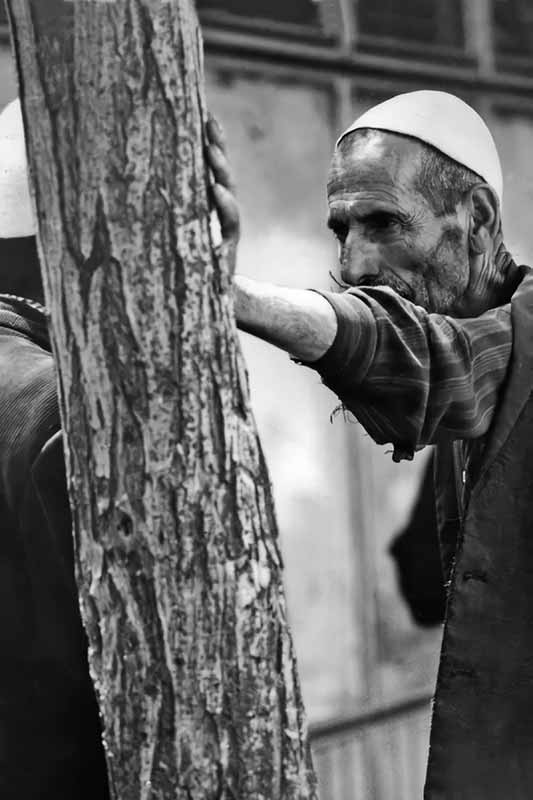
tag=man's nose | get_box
[340,239,380,286]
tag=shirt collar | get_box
[0,292,51,352]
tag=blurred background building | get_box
[1,1,532,797]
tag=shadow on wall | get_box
[389,453,446,628]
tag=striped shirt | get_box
[311,284,514,462]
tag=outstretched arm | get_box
[238,280,513,457]
[233,275,337,362]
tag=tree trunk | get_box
[7,2,317,797]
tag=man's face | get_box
[327,130,470,314]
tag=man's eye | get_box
[330,222,348,242]
[366,213,398,230]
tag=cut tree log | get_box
[6,1,318,797]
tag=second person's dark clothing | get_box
[0,295,109,800]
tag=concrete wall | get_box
[492,111,533,267]
[0,45,16,108]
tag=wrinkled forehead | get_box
[327,130,425,198]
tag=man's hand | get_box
[206,114,240,277]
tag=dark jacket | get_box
[0,296,109,799]
[425,267,533,799]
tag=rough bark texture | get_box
[7,2,317,797]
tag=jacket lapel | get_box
[474,267,533,494]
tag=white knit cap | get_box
[0,98,37,238]
[337,91,503,206]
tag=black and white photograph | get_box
[0,1,532,798]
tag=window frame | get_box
[1,0,533,105]
[197,7,336,46]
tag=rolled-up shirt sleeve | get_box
[307,286,513,458]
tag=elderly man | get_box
[0,100,109,799]
[208,91,533,797]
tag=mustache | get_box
[330,269,416,303]
[356,275,416,303]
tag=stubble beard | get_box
[350,224,470,314]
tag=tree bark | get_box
[7,2,317,797]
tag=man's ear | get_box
[467,184,500,255]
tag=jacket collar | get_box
[474,265,533,493]
[0,293,51,352]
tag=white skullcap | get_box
[337,90,503,206]
[0,98,37,238]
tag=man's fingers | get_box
[206,141,235,192]
[206,113,227,152]
[212,183,240,240]
[205,114,240,252]
[206,114,235,190]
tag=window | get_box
[493,0,533,57]
[356,0,466,53]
